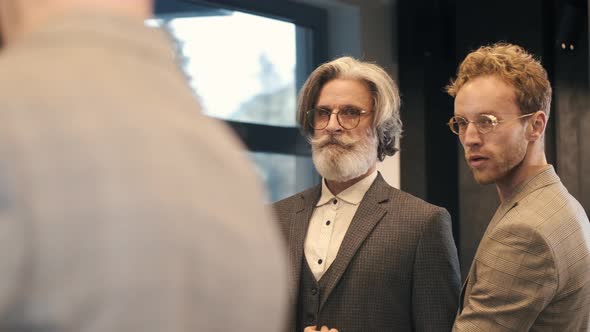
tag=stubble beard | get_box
[470,140,528,185]
[310,130,378,183]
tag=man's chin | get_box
[313,155,369,183]
[472,170,495,185]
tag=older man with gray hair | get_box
[273,56,460,332]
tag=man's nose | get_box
[461,122,482,148]
[324,111,343,132]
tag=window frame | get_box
[154,0,328,157]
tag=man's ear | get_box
[527,111,547,141]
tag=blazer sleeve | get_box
[412,208,461,332]
[453,222,557,331]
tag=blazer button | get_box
[311,287,318,295]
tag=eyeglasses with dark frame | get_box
[448,112,535,135]
[306,106,372,130]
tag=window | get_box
[153,0,327,200]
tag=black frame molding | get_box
[154,0,327,157]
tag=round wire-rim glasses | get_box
[448,112,535,135]
[306,107,372,130]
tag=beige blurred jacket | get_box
[0,11,287,332]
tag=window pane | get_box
[152,11,298,127]
[249,152,318,202]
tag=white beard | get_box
[310,130,378,183]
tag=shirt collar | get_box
[316,170,378,207]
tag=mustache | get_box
[309,134,360,149]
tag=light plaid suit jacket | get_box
[274,173,461,332]
[454,166,590,331]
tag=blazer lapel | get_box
[288,185,321,301]
[460,190,533,314]
[318,174,389,310]
[486,166,560,234]
[459,185,525,313]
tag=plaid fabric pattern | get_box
[454,166,590,331]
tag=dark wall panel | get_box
[555,0,589,212]
[397,0,460,250]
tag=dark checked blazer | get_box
[453,166,590,331]
[273,173,461,332]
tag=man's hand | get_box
[304,326,339,332]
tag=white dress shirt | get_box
[304,171,378,280]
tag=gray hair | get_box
[297,56,402,161]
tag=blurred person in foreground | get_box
[0,0,287,331]
[273,56,461,332]
[447,42,590,331]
